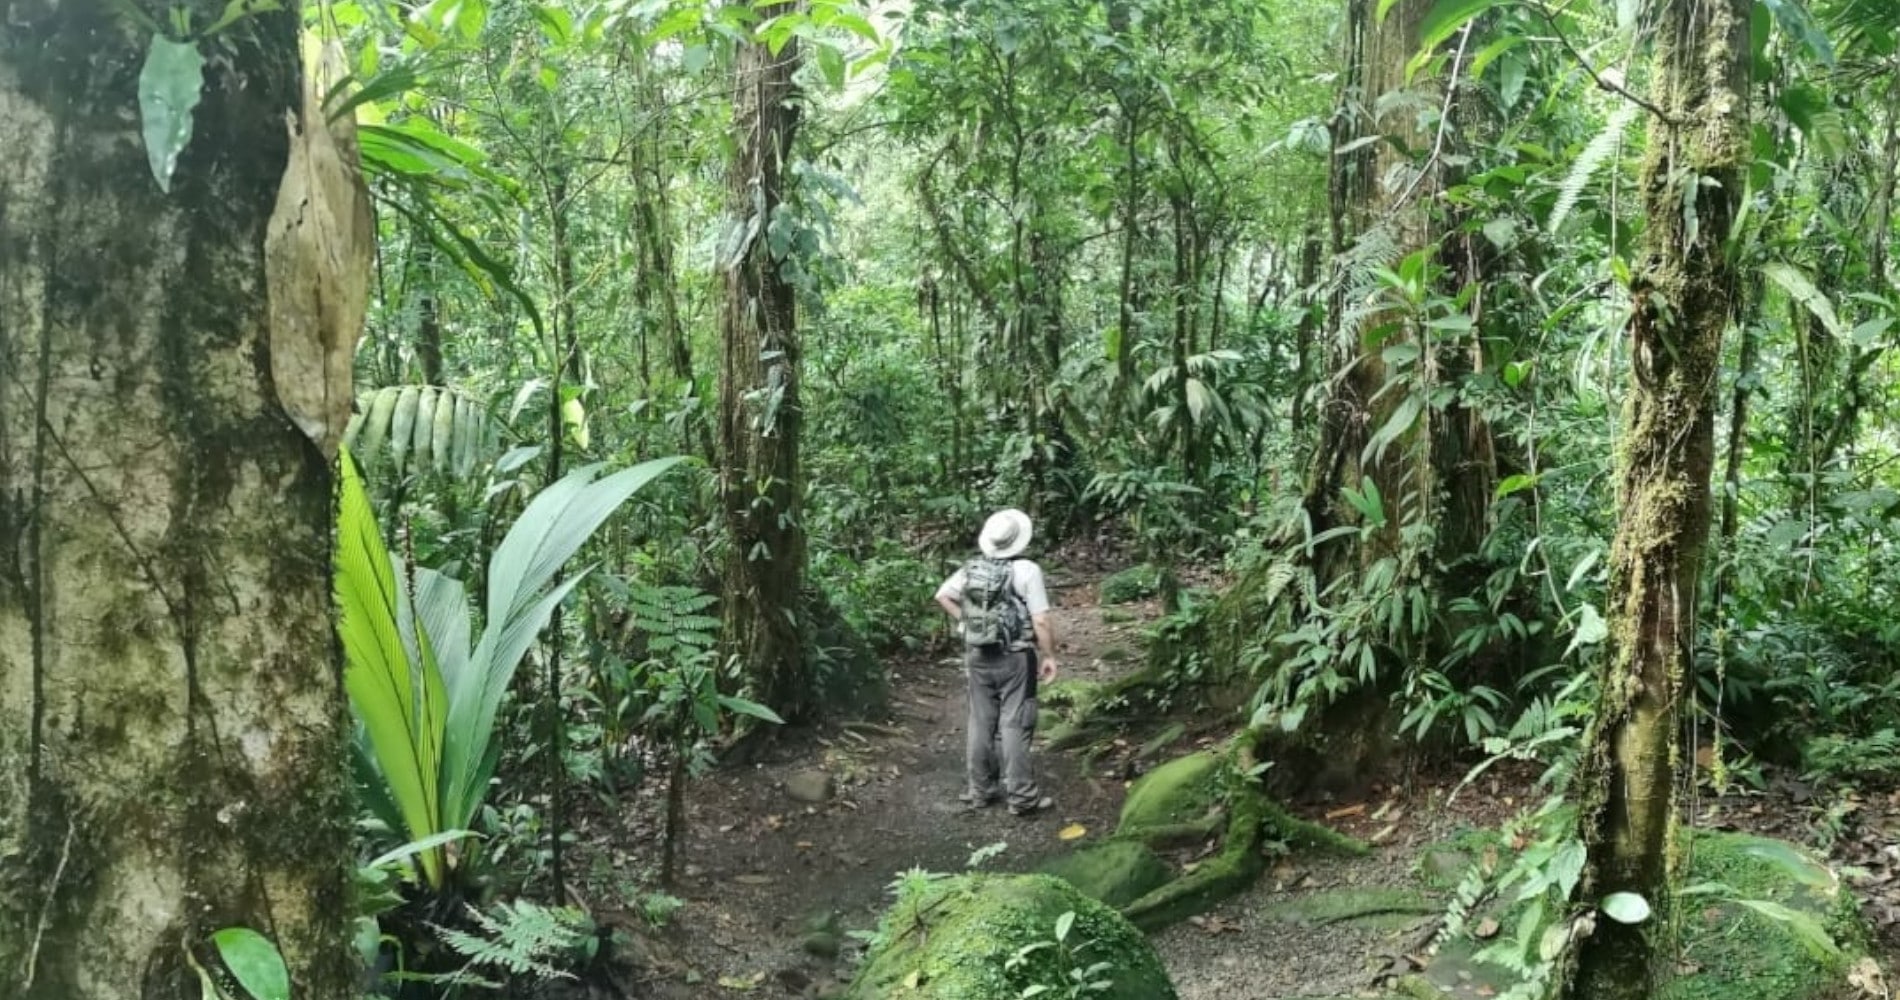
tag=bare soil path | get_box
[586,569,1500,999]
[604,572,1151,997]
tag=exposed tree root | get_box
[1115,736,1366,931]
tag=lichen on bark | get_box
[0,4,355,997]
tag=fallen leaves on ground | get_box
[1188,914,1241,935]
[1058,823,1088,840]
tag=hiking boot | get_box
[1008,796,1054,817]
[958,789,999,809]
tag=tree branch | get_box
[1535,2,1680,125]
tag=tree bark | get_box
[719,4,811,722]
[1115,97,1144,407]
[0,5,355,998]
[1568,0,1750,994]
[1290,231,1321,436]
[1310,0,1500,581]
[1308,0,1436,568]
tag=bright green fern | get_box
[1547,102,1641,234]
[435,899,596,983]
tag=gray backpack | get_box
[960,557,1029,649]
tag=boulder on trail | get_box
[842,874,1178,1000]
[1119,751,1225,834]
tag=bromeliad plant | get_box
[336,448,684,889]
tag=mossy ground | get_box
[1039,839,1173,909]
[1100,564,1162,604]
[1658,832,1865,1000]
[844,874,1178,1000]
[1263,887,1440,931]
[1411,830,1869,1000]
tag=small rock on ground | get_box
[785,769,836,804]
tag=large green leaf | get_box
[415,566,473,691]
[1763,261,1845,338]
[344,385,498,478]
[484,458,686,626]
[1600,891,1651,924]
[441,576,588,828]
[336,449,449,886]
[437,456,687,828]
[210,927,289,1000]
[138,36,205,193]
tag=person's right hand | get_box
[1038,656,1058,683]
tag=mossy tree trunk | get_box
[1567,0,1750,995]
[0,4,355,998]
[719,2,811,722]
[1311,0,1496,576]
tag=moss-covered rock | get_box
[1100,564,1162,605]
[1119,752,1224,833]
[843,875,1178,1000]
[1039,840,1173,909]
[1038,679,1104,710]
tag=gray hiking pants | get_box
[964,646,1040,809]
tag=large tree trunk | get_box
[719,3,811,722]
[1198,0,1499,788]
[1568,0,1750,994]
[0,5,355,998]
[1308,0,1443,571]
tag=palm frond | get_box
[342,384,499,478]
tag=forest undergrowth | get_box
[563,557,1900,1000]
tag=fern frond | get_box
[1548,102,1641,234]
[627,581,722,654]
[436,900,592,981]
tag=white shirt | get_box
[936,559,1052,617]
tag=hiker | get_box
[935,508,1060,817]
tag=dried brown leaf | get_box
[267,39,371,459]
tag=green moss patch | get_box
[1119,752,1224,833]
[843,874,1177,1000]
[1039,679,1104,710]
[1657,832,1863,1000]
[1100,564,1162,605]
[1264,888,1440,930]
[1039,840,1173,909]
[1409,832,1868,1000]
[1415,826,1501,890]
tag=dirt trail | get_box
[605,572,1461,999]
[616,575,1138,996]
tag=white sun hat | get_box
[979,508,1034,559]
